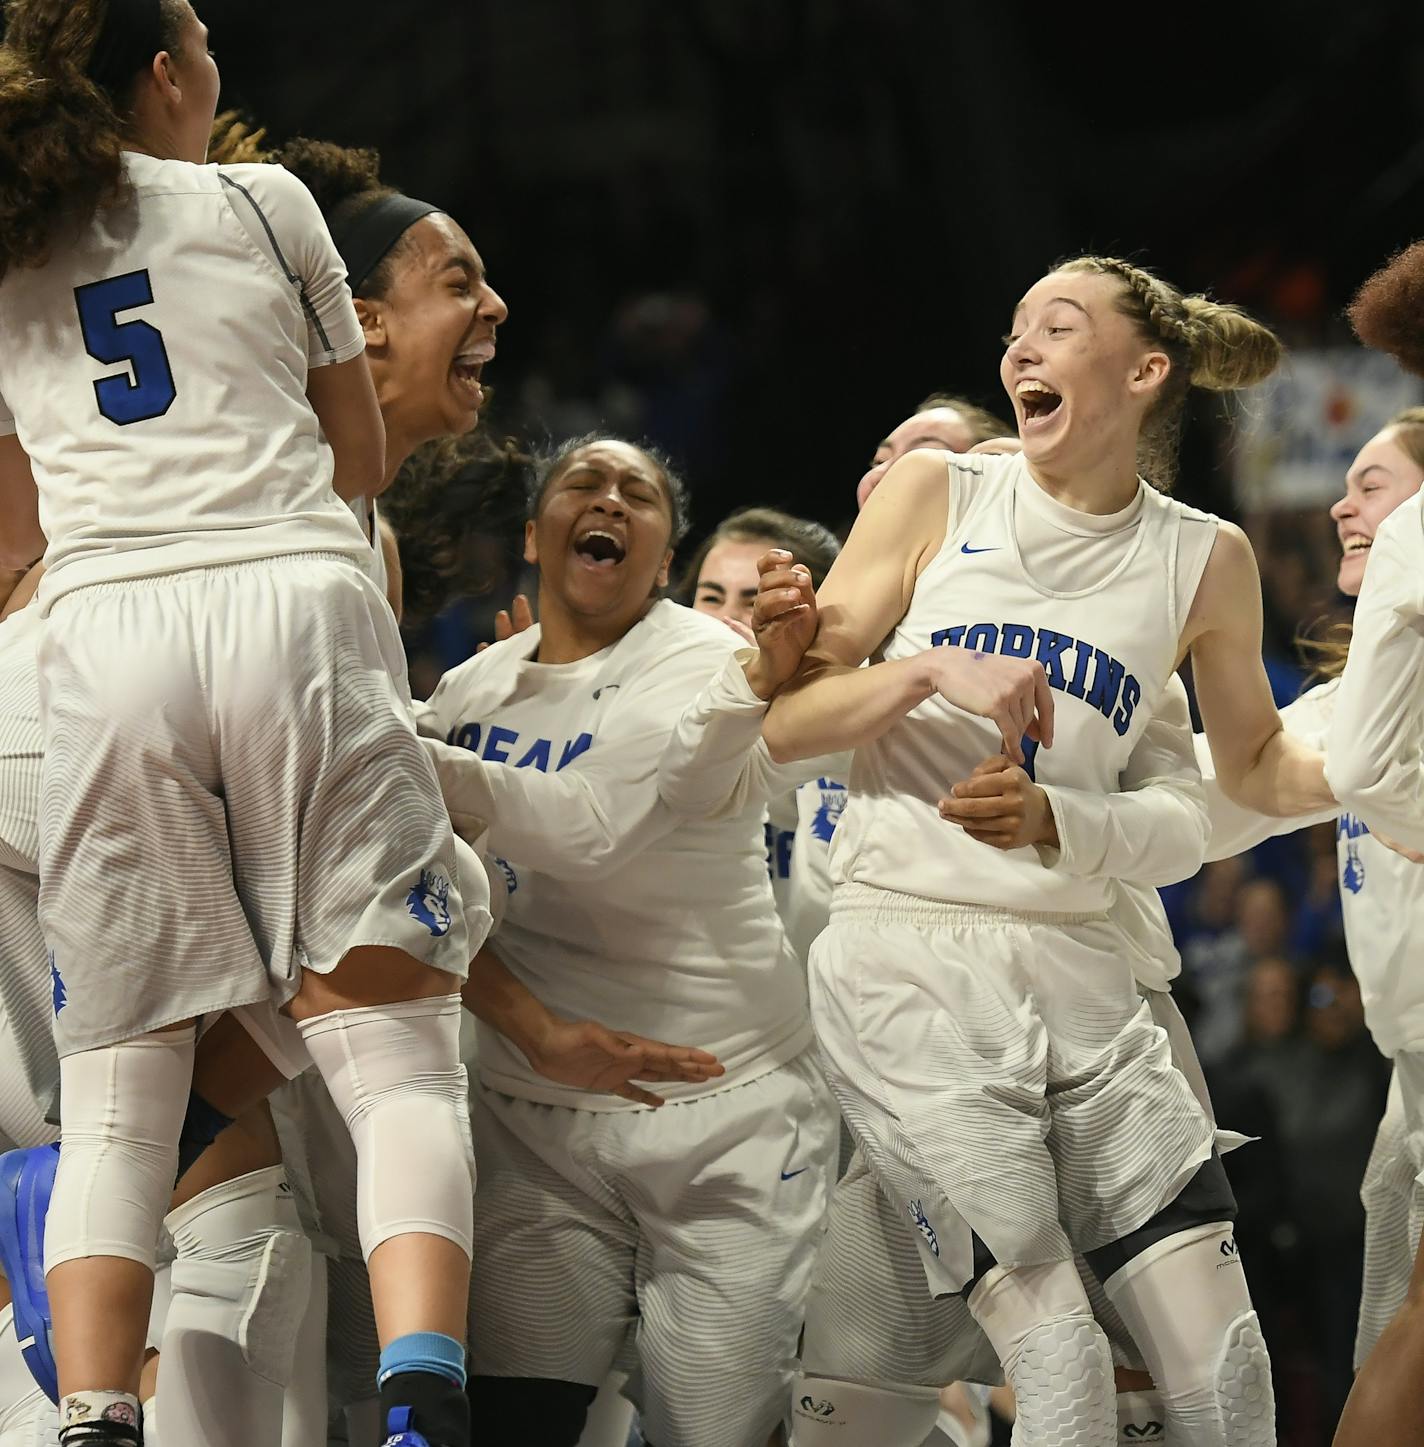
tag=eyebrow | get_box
[696,581,727,595]
[441,255,486,284]
[1011,296,1092,322]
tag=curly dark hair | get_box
[0,0,187,281]
[526,434,693,547]
[381,432,533,627]
[1349,241,1424,379]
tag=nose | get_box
[481,282,510,326]
[1330,492,1355,523]
[1004,332,1040,369]
[590,485,628,517]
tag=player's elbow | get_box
[1324,749,1389,814]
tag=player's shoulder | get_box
[434,626,537,699]
[1141,480,1218,531]
[1375,488,1424,549]
[215,161,318,215]
[636,598,741,658]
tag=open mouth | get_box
[573,529,627,568]
[1342,537,1372,558]
[1017,379,1063,424]
[451,342,495,404]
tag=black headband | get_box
[329,193,443,294]
[87,0,167,98]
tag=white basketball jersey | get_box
[831,452,1217,912]
[0,153,369,609]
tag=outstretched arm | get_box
[762,450,1053,765]
[462,946,724,1108]
[1185,522,1333,817]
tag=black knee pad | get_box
[1084,1151,1237,1283]
[466,1375,598,1443]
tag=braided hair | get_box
[1056,255,1282,489]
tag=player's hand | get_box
[526,1018,725,1108]
[926,648,1053,765]
[939,754,1057,851]
[746,550,816,700]
[1373,830,1424,864]
[478,592,534,653]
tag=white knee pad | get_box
[280,1249,329,1447]
[1117,1389,1166,1447]
[0,1302,58,1445]
[46,1028,196,1272]
[789,1374,941,1446]
[298,995,474,1258]
[1104,1224,1274,1447]
[155,1166,312,1447]
[967,1261,1116,1447]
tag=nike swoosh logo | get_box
[960,543,999,554]
[780,1168,809,1180]
[592,684,620,700]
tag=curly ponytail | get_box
[1057,255,1282,489]
[0,0,185,282]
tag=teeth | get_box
[582,530,618,544]
[456,344,495,366]
[1016,380,1057,397]
[1344,539,1371,553]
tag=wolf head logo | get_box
[406,868,453,937]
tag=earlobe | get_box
[354,298,385,349]
[655,550,673,590]
[523,520,539,567]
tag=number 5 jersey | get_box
[0,151,369,609]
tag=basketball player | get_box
[758,256,1335,1447]
[420,436,840,1447]
[1324,237,1424,1447]
[0,7,481,1444]
[662,549,1227,1447]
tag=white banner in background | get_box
[1232,347,1424,508]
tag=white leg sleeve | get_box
[280,1249,329,1447]
[1117,1389,1166,1447]
[789,1373,941,1446]
[155,1166,312,1447]
[0,1303,58,1445]
[967,1261,1116,1447]
[45,1028,196,1273]
[575,1372,636,1447]
[1103,1225,1273,1447]
[297,996,474,1259]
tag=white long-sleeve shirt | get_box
[1199,671,1424,1057]
[423,600,811,1108]
[1326,491,1424,852]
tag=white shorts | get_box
[469,1052,838,1447]
[1357,1055,1424,1367]
[37,555,476,1055]
[809,885,1214,1289]
[0,620,54,1117]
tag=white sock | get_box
[297,996,474,1258]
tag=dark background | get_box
[205,0,1424,534]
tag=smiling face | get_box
[856,407,980,509]
[1000,270,1170,479]
[525,441,676,629]
[692,539,766,625]
[1330,426,1424,596]
[359,214,508,450]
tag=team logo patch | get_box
[1343,839,1365,894]
[493,856,518,896]
[909,1198,940,1257]
[796,1396,836,1419]
[810,779,847,844]
[48,951,66,1017]
[405,868,453,937]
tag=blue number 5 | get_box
[73,270,177,425]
